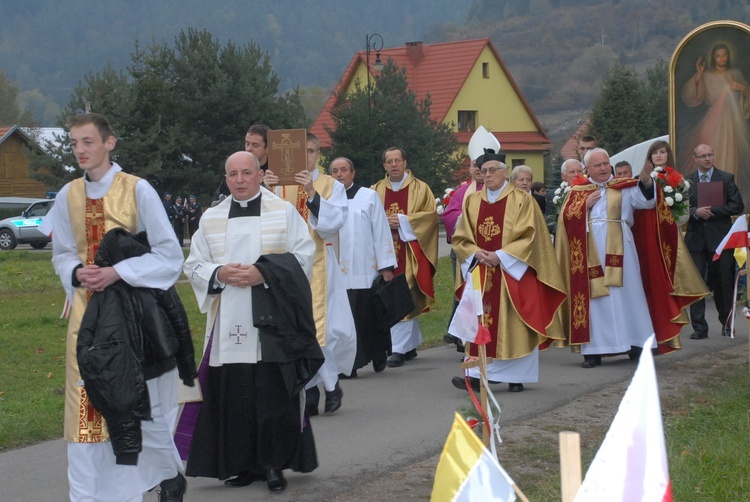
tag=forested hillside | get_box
[2,0,748,140]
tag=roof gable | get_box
[0,125,46,155]
[310,38,549,150]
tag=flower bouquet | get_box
[436,181,468,215]
[650,166,690,224]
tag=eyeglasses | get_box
[695,153,714,159]
[385,159,403,165]
[480,167,504,175]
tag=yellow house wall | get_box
[347,56,547,182]
[448,46,536,133]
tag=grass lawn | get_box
[0,252,453,451]
[2,251,747,499]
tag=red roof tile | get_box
[560,120,590,160]
[310,38,549,150]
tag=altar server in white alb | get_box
[331,157,397,374]
[51,113,187,501]
[264,133,356,415]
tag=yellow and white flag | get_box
[431,413,516,502]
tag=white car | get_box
[0,199,55,250]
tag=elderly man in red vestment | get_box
[450,149,566,393]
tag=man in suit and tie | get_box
[685,144,745,339]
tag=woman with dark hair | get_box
[644,140,676,171]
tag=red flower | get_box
[664,167,683,188]
[443,196,451,205]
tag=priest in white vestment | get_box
[183,151,317,492]
[331,157,397,374]
[556,148,657,368]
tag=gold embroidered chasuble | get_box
[276,175,336,346]
[555,179,708,352]
[372,171,438,317]
[452,185,566,359]
[64,172,139,442]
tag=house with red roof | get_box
[310,38,552,180]
[0,125,48,198]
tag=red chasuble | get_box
[384,186,435,303]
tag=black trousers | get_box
[689,247,735,334]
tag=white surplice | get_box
[583,178,657,355]
[51,163,184,502]
[338,186,396,289]
[183,190,315,366]
[305,172,356,390]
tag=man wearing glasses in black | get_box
[685,144,744,339]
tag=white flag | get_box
[575,334,672,501]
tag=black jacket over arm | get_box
[252,253,324,397]
[77,228,198,465]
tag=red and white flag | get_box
[448,267,491,345]
[713,215,749,261]
[575,334,672,502]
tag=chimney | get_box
[406,41,424,66]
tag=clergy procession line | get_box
[49,114,739,501]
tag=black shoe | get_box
[581,355,602,368]
[339,369,357,379]
[324,382,343,414]
[386,353,406,367]
[224,471,263,487]
[628,346,643,361]
[264,468,287,492]
[508,383,524,392]
[158,472,187,501]
[443,333,459,344]
[722,327,733,337]
[690,331,708,340]
[452,376,480,392]
[405,349,418,360]
[373,359,387,373]
[306,386,320,417]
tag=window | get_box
[457,111,477,132]
[482,62,489,78]
[512,159,526,168]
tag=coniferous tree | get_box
[587,63,656,156]
[326,59,457,193]
[30,28,305,197]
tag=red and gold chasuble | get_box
[384,186,435,306]
[64,172,139,443]
[467,198,508,357]
[557,179,707,353]
[461,197,566,359]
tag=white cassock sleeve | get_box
[52,178,183,300]
[308,180,348,239]
[112,180,183,289]
[183,225,224,314]
[285,204,316,278]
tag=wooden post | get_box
[559,431,582,502]
[478,344,490,447]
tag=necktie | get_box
[700,173,708,182]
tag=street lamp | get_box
[365,33,384,184]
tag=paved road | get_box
[1,291,746,501]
